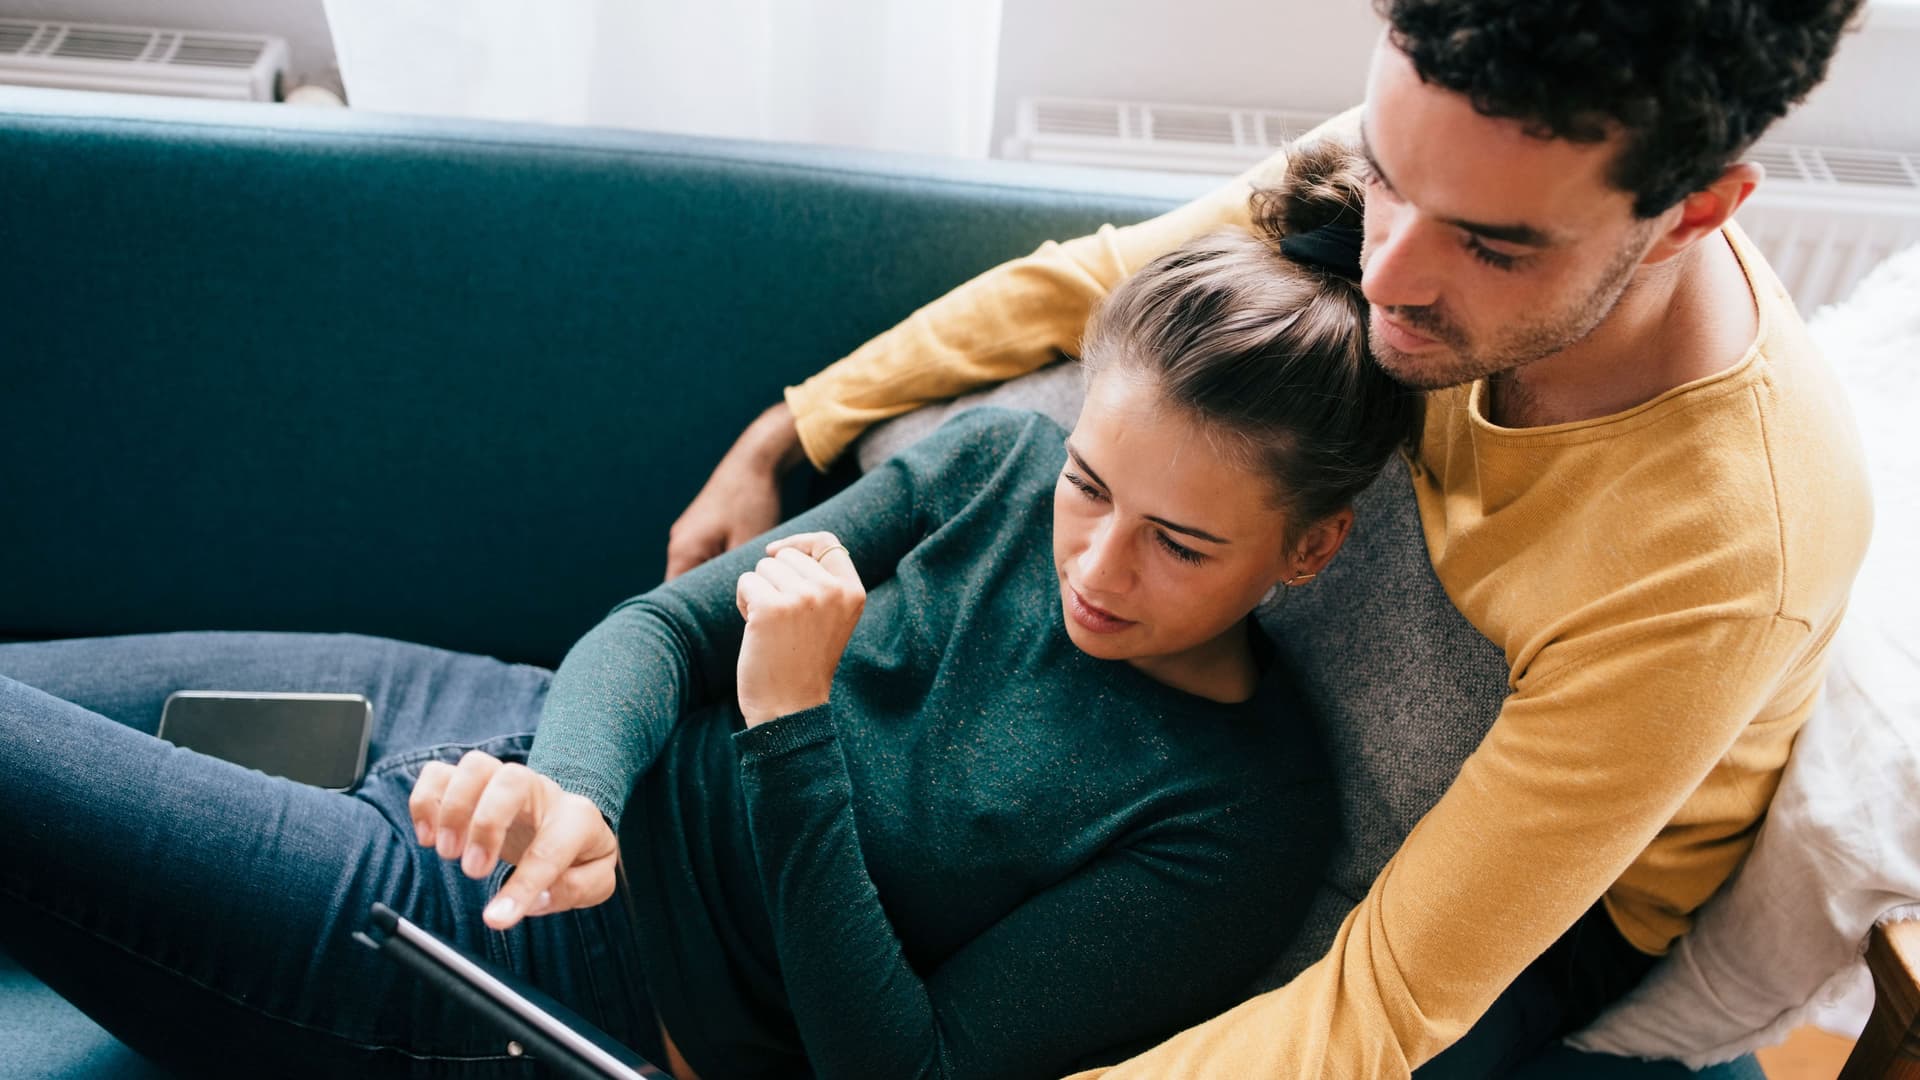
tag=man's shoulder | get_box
[1581,365,1865,628]
[1422,344,1868,638]
[1748,312,1874,627]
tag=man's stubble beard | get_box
[1365,227,1653,392]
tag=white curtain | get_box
[323,0,1004,158]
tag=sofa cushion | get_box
[0,954,170,1079]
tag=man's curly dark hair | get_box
[1376,0,1863,217]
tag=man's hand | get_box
[665,401,809,580]
[409,750,619,931]
[733,531,866,726]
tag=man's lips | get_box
[1068,587,1136,634]
[1378,311,1441,350]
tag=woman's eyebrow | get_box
[1065,443,1232,545]
[1147,514,1232,545]
[1064,443,1110,489]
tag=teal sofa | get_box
[0,87,1762,1079]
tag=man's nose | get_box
[1362,205,1444,311]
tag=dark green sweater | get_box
[527,410,1331,1080]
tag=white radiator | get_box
[0,19,288,102]
[1005,96,1920,313]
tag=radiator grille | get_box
[51,27,151,63]
[0,19,286,102]
[172,36,267,69]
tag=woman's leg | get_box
[0,633,663,1078]
[0,630,556,772]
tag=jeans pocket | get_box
[366,731,538,779]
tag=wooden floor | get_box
[1756,1026,1856,1080]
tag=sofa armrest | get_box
[1840,921,1920,1080]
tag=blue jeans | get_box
[0,631,667,1078]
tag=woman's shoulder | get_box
[908,407,1067,467]
[882,407,1068,509]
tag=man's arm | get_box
[1066,611,1820,1079]
[662,108,1365,579]
[664,401,810,579]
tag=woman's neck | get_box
[1127,618,1260,704]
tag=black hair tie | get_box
[1279,222,1364,283]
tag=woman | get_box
[0,143,1416,1079]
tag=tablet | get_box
[356,902,668,1080]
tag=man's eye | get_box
[1465,235,1522,271]
[1360,161,1397,200]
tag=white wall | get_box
[989,0,1920,157]
[3,0,337,88]
[1769,15,1920,150]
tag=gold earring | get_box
[1284,571,1318,587]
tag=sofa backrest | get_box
[0,88,1205,665]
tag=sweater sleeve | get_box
[781,108,1364,471]
[732,704,1332,1080]
[1062,611,1817,1079]
[526,410,1050,828]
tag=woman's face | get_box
[1052,369,1303,666]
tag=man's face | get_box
[1358,39,1658,390]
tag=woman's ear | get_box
[1290,507,1354,580]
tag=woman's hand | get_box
[734,531,866,727]
[408,750,619,931]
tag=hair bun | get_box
[1251,138,1368,252]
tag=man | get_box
[664,2,1872,1076]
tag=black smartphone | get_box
[158,691,373,791]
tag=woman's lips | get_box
[1068,587,1137,635]
[1378,311,1441,352]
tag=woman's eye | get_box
[1156,532,1206,565]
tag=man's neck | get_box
[1487,231,1759,429]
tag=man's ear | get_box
[1291,507,1355,580]
[1641,161,1764,265]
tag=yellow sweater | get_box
[783,110,1873,1077]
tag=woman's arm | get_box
[733,704,1333,1080]
[527,409,1050,830]
[525,473,914,830]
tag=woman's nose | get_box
[1075,519,1132,593]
